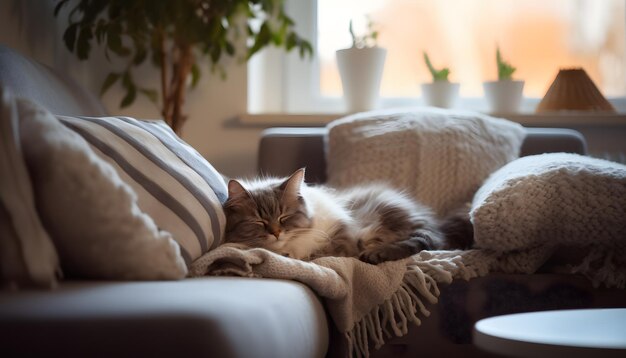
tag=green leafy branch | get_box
[497,46,516,80]
[54,0,313,134]
[423,52,450,81]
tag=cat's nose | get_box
[270,226,281,239]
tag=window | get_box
[248,0,626,113]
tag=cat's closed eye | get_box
[279,212,309,228]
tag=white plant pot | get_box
[421,82,460,108]
[336,47,387,112]
[483,80,525,113]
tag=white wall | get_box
[0,0,261,178]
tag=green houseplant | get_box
[336,17,386,112]
[483,46,524,113]
[421,52,459,108]
[423,52,449,81]
[55,0,312,134]
[348,18,378,49]
[497,46,516,80]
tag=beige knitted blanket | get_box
[326,107,526,216]
[189,245,491,357]
[190,241,624,357]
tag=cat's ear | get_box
[280,168,305,197]
[228,179,250,200]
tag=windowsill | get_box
[235,111,626,128]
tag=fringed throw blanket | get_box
[191,235,625,357]
[189,246,490,358]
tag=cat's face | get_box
[223,169,312,253]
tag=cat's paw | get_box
[409,231,438,250]
[359,239,430,264]
[358,249,386,265]
[358,246,406,265]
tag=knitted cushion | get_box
[471,153,626,251]
[17,98,187,279]
[58,115,227,266]
[326,107,526,216]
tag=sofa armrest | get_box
[258,127,588,184]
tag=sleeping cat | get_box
[223,168,472,264]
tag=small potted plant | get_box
[421,52,459,108]
[483,47,525,113]
[336,17,387,112]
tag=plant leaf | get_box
[424,52,449,81]
[107,31,130,57]
[139,88,158,103]
[285,32,296,51]
[120,85,136,108]
[54,0,70,17]
[497,47,516,80]
[349,19,356,47]
[190,63,201,88]
[100,72,120,96]
[133,45,147,65]
[248,21,271,59]
[225,41,235,56]
[210,45,221,63]
[63,23,78,52]
[435,68,450,81]
[76,26,93,60]
[95,19,107,43]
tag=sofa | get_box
[1,44,624,358]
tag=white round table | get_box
[473,308,626,357]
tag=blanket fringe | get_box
[345,276,431,358]
[572,246,626,289]
[344,250,490,358]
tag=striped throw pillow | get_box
[58,116,227,266]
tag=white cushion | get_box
[18,98,187,280]
[58,115,227,265]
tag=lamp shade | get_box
[536,68,615,112]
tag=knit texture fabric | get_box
[190,245,489,358]
[472,153,626,287]
[326,107,526,216]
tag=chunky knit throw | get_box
[326,107,526,216]
[471,153,626,287]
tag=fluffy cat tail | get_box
[440,204,474,250]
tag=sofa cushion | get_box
[58,115,227,265]
[18,97,187,280]
[0,277,329,358]
[471,153,626,252]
